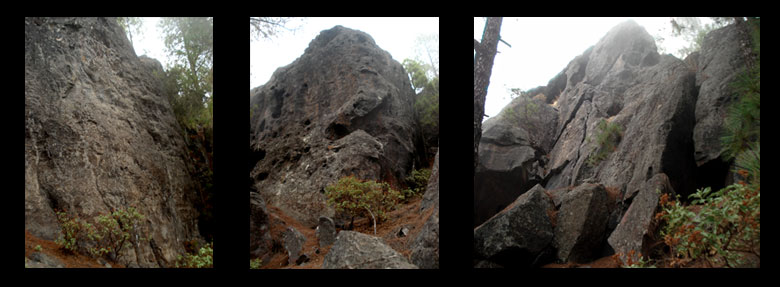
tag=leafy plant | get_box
[403,168,432,202]
[325,176,402,234]
[586,119,622,167]
[34,245,42,252]
[657,181,760,267]
[176,243,213,268]
[250,258,263,269]
[54,207,148,262]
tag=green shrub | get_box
[250,258,263,269]
[586,119,622,167]
[403,168,431,202]
[176,243,213,268]
[657,182,760,267]
[325,176,402,230]
[54,207,148,262]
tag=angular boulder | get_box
[25,17,204,267]
[322,231,418,269]
[553,183,609,263]
[249,25,418,227]
[283,226,307,266]
[608,173,675,263]
[473,184,554,267]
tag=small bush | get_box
[403,168,431,202]
[657,181,760,267]
[250,258,263,269]
[325,176,402,229]
[176,243,213,268]
[54,207,148,262]
[586,119,622,167]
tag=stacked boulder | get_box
[474,20,753,267]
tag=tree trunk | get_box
[474,17,503,173]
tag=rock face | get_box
[25,17,204,267]
[322,231,418,269]
[249,25,418,227]
[474,20,755,267]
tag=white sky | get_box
[250,17,440,89]
[475,17,713,121]
[131,17,171,67]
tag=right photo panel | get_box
[473,17,760,268]
[249,17,439,269]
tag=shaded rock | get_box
[315,216,336,248]
[283,226,306,266]
[473,184,554,267]
[474,96,557,227]
[25,17,203,267]
[410,209,438,269]
[420,151,439,212]
[322,231,418,269]
[553,183,609,263]
[409,150,439,269]
[249,192,273,259]
[608,173,675,263]
[249,25,417,227]
[693,23,755,166]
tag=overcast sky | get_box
[131,17,169,67]
[250,17,439,89]
[475,17,713,121]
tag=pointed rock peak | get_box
[585,20,659,85]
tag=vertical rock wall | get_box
[25,17,204,267]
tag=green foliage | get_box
[250,258,263,269]
[325,176,402,227]
[54,207,148,262]
[658,181,760,267]
[55,209,90,254]
[176,243,213,268]
[158,17,213,131]
[34,245,42,252]
[403,168,432,202]
[586,119,622,167]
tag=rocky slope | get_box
[249,25,437,268]
[474,20,756,267]
[25,17,207,267]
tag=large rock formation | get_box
[474,20,756,267]
[25,17,205,267]
[249,25,418,227]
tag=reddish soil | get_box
[260,197,430,269]
[24,230,123,268]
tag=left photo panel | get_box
[24,17,214,268]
